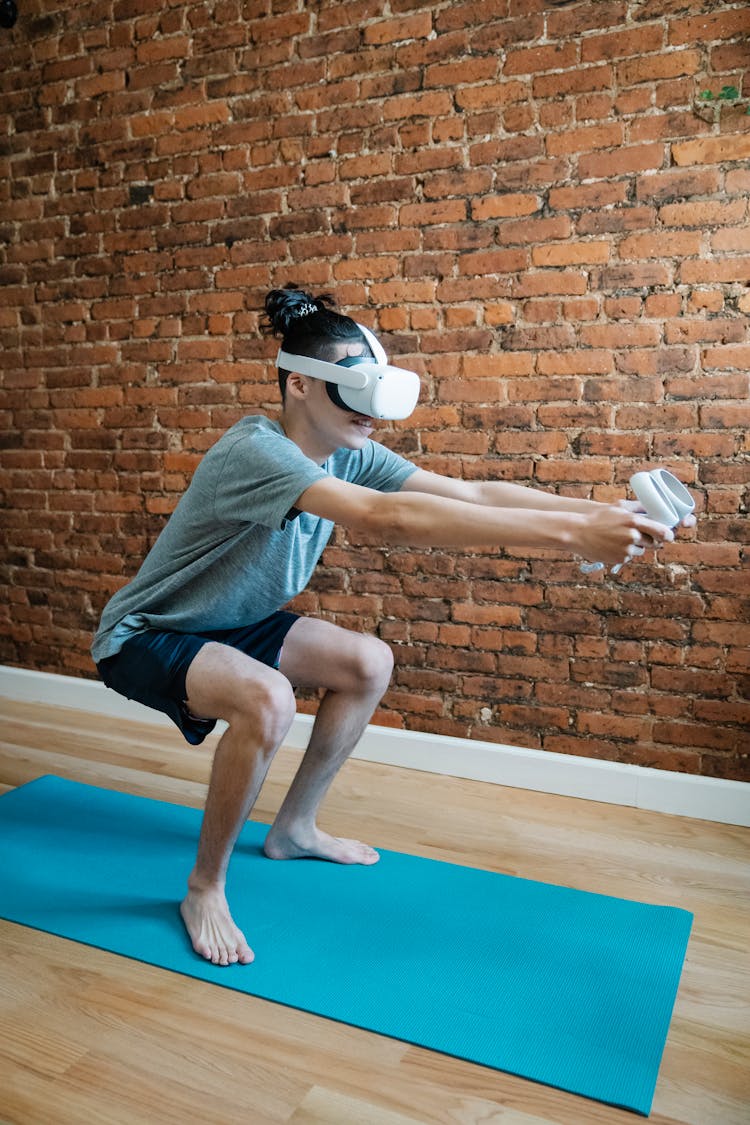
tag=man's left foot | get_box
[263,826,379,865]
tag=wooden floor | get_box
[0,698,748,1125]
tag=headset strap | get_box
[276,349,370,390]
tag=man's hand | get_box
[579,505,674,567]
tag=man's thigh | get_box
[185,641,293,723]
[277,617,393,694]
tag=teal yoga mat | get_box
[0,775,692,1115]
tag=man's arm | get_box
[294,476,674,567]
[400,467,697,526]
[400,468,602,514]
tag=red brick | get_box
[424,57,497,89]
[680,257,750,284]
[469,12,546,52]
[462,353,534,377]
[399,200,466,226]
[382,91,454,122]
[504,42,578,76]
[635,168,720,201]
[533,64,613,98]
[668,9,750,47]
[583,24,664,63]
[599,263,672,289]
[537,351,612,375]
[631,109,712,144]
[643,292,679,319]
[549,181,627,210]
[458,249,528,275]
[547,122,623,156]
[539,102,573,130]
[577,712,652,741]
[532,241,610,266]
[665,319,745,346]
[712,227,750,253]
[616,48,701,86]
[471,193,540,220]
[173,102,231,131]
[699,402,750,430]
[423,169,493,200]
[660,199,747,227]
[710,39,750,72]
[77,72,126,98]
[672,134,750,167]
[575,93,615,122]
[417,259,478,292]
[136,35,191,64]
[615,404,698,430]
[512,271,588,297]
[619,230,702,259]
[455,81,529,111]
[364,13,432,45]
[547,1,627,38]
[579,143,665,179]
[496,216,571,245]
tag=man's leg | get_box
[264,617,394,864]
[181,620,394,966]
[181,642,297,966]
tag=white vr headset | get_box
[277,324,420,420]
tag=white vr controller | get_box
[581,469,695,575]
[629,469,695,526]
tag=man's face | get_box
[307,342,375,450]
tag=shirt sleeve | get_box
[213,428,328,528]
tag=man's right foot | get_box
[179,885,254,967]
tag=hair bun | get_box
[263,285,336,336]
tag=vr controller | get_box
[277,323,420,420]
[580,469,695,575]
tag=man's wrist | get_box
[553,511,585,550]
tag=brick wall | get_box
[1,0,748,779]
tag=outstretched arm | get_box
[294,475,674,567]
[400,467,697,526]
[399,467,603,513]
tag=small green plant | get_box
[698,85,750,113]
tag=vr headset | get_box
[276,324,420,420]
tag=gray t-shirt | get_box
[91,415,417,662]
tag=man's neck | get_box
[278,413,334,465]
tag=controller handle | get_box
[580,469,695,574]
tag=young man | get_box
[92,286,679,967]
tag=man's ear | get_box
[285,372,310,400]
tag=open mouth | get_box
[351,416,373,431]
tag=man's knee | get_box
[229,672,296,751]
[348,635,394,695]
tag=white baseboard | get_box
[1,664,748,827]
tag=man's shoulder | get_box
[207,415,325,495]
[208,414,295,464]
[219,414,283,447]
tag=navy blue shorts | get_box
[96,612,300,746]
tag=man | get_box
[92,285,678,966]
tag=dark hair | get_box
[262,284,372,399]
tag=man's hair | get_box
[262,284,373,399]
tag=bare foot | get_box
[179,885,255,966]
[263,825,380,865]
